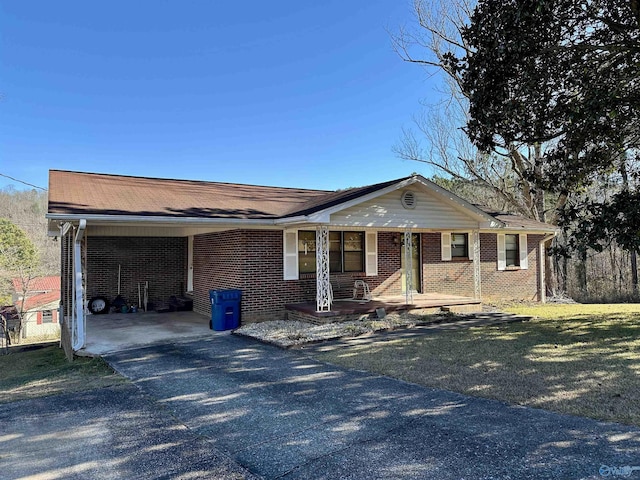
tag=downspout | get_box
[72,220,86,351]
[539,233,556,303]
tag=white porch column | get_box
[404,228,413,304]
[473,230,481,299]
[316,226,331,312]
[187,235,194,292]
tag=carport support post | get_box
[72,219,87,351]
[316,226,331,312]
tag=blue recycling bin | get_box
[209,289,241,331]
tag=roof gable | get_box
[288,175,501,227]
[327,178,498,229]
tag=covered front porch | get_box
[293,225,482,319]
[285,292,482,324]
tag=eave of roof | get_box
[280,177,412,218]
[20,291,60,311]
[475,207,558,232]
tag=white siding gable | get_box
[330,188,480,230]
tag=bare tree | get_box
[9,261,40,344]
[390,0,583,297]
[0,187,58,275]
[391,0,568,223]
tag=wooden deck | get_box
[285,293,481,323]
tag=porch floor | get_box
[285,293,481,321]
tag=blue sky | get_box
[0,1,438,192]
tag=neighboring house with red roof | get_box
[46,170,556,354]
[12,275,61,342]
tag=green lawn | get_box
[0,345,127,403]
[313,304,640,426]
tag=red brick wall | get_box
[193,230,402,323]
[60,233,73,319]
[192,229,544,323]
[422,233,476,297]
[192,231,243,317]
[480,233,542,301]
[242,230,309,321]
[372,232,403,296]
[86,237,187,310]
[193,230,311,322]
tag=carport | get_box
[79,310,224,356]
[54,223,223,359]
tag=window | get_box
[505,234,519,267]
[497,233,527,271]
[42,310,53,324]
[298,231,316,274]
[298,231,364,274]
[343,231,364,272]
[451,233,468,258]
[329,231,342,272]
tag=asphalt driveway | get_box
[1,383,258,479]
[100,335,640,479]
[3,333,639,479]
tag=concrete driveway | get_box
[100,335,640,479]
[80,311,226,356]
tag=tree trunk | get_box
[631,250,638,297]
[544,238,555,297]
[620,159,638,298]
[576,250,588,298]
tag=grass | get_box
[312,303,640,426]
[0,345,127,403]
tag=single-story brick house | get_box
[47,170,555,352]
[11,276,61,341]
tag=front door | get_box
[401,233,421,293]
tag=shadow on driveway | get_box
[1,384,258,479]
[103,335,640,479]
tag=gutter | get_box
[47,213,559,235]
[46,213,278,226]
[72,219,86,351]
[274,215,313,225]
